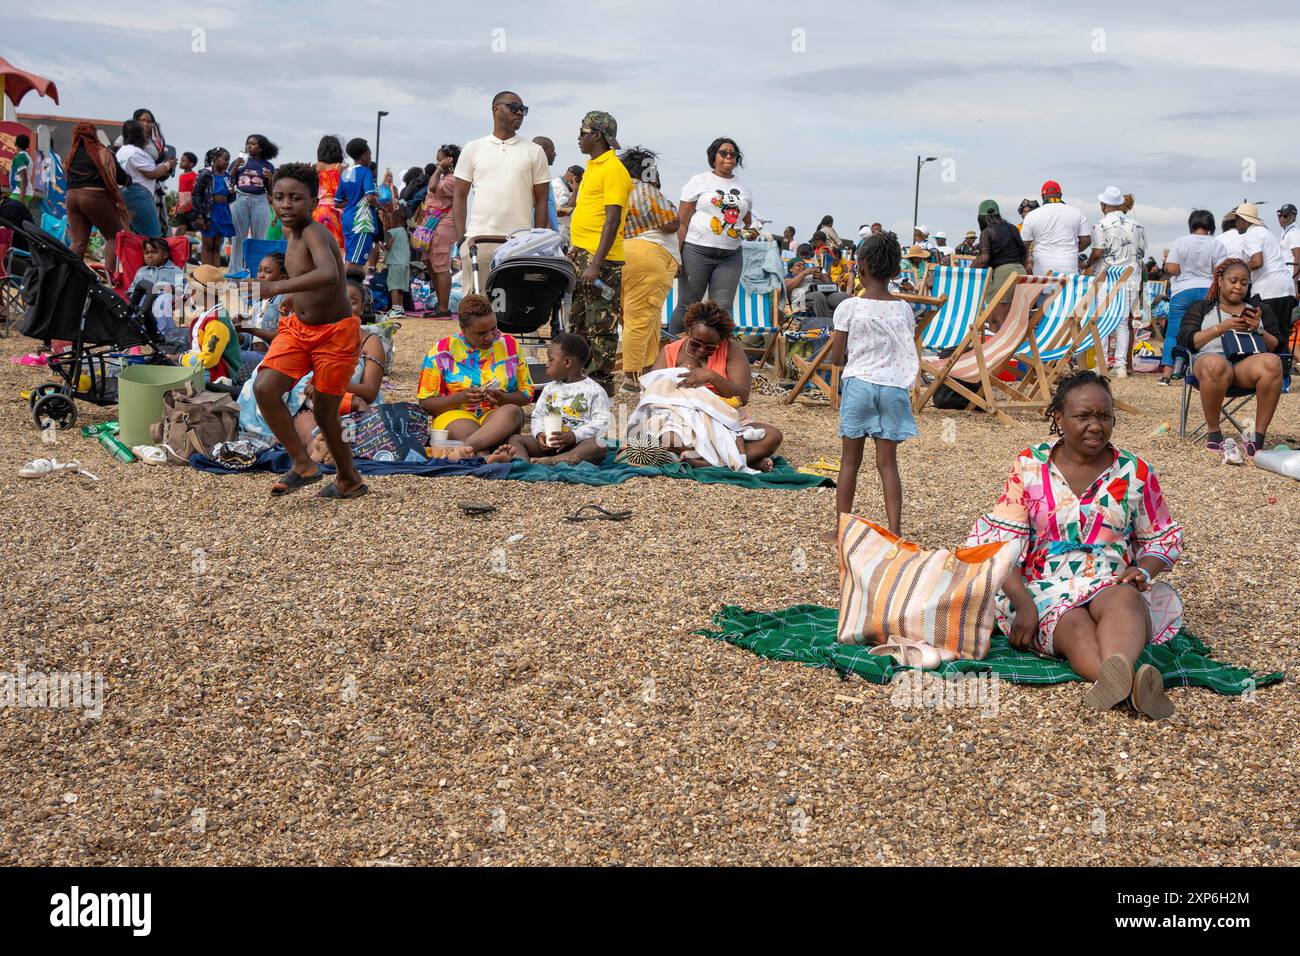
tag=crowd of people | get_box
[8,89,1297,722]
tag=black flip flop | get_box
[564,504,633,523]
[457,500,498,517]
[319,481,370,500]
[270,469,323,497]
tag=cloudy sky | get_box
[6,0,1300,250]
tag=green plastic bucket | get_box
[117,364,203,447]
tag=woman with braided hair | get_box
[967,370,1186,719]
[1176,257,1284,462]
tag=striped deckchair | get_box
[1010,273,1096,405]
[658,279,779,332]
[913,272,1060,425]
[951,254,976,269]
[915,265,990,354]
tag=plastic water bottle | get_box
[97,431,136,463]
[592,279,616,300]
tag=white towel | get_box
[628,368,754,472]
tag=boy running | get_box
[253,162,368,499]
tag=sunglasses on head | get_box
[501,102,528,115]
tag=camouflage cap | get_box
[581,110,620,149]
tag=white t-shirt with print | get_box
[1022,202,1090,275]
[1165,233,1227,296]
[1241,224,1294,300]
[832,296,918,390]
[116,144,157,190]
[530,376,611,443]
[680,172,752,251]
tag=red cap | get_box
[1041,180,1062,195]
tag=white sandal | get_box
[131,445,168,466]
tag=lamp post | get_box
[374,110,389,176]
[913,155,938,238]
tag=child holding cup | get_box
[491,333,611,465]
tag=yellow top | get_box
[569,150,634,262]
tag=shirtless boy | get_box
[253,162,368,499]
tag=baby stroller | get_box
[468,229,575,387]
[5,218,169,430]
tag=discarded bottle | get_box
[96,430,136,463]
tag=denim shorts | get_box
[839,377,917,441]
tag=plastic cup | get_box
[543,414,563,439]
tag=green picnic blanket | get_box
[697,604,1284,694]
[507,451,833,490]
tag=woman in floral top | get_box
[967,371,1184,718]
[416,294,533,460]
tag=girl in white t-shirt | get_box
[668,137,753,332]
[825,233,917,542]
[1159,209,1226,384]
[115,119,174,238]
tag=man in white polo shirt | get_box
[1233,202,1296,354]
[453,91,551,296]
[1021,179,1090,275]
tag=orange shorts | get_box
[260,313,360,397]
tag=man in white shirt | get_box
[912,226,937,253]
[1276,203,1300,293]
[1020,180,1090,275]
[453,91,552,295]
[931,230,953,265]
[1233,202,1296,352]
[1086,186,1146,374]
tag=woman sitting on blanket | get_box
[638,300,784,471]
[416,293,532,460]
[967,370,1185,719]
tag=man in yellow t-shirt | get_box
[567,110,633,395]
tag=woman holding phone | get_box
[1176,258,1284,463]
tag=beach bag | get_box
[836,514,1017,660]
[409,204,446,253]
[150,383,240,460]
[350,402,429,461]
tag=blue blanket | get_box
[506,451,832,489]
[740,239,785,296]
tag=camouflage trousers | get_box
[566,246,623,394]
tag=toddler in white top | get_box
[490,332,611,466]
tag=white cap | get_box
[858,225,872,238]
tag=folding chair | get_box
[240,238,288,279]
[1176,346,1292,442]
[1011,273,1098,405]
[113,232,190,297]
[912,272,1057,425]
[951,254,975,269]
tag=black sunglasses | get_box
[500,102,528,116]
[716,149,737,158]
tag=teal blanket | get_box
[507,451,833,490]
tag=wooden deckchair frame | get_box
[782,292,949,409]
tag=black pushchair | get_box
[468,230,575,387]
[4,218,170,430]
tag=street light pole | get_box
[375,110,389,176]
[913,155,937,238]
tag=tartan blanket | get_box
[696,604,1284,694]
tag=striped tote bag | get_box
[836,514,1018,660]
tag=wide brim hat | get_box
[1235,202,1264,226]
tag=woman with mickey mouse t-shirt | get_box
[668,137,753,333]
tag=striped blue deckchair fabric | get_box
[1095,265,1131,335]
[920,265,990,351]
[660,280,777,331]
[1018,274,1089,363]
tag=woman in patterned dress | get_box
[967,370,1185,718]
[313,135,346,254]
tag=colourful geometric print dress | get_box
[966,441,1185,656]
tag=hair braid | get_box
[1045,369,1111,435]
